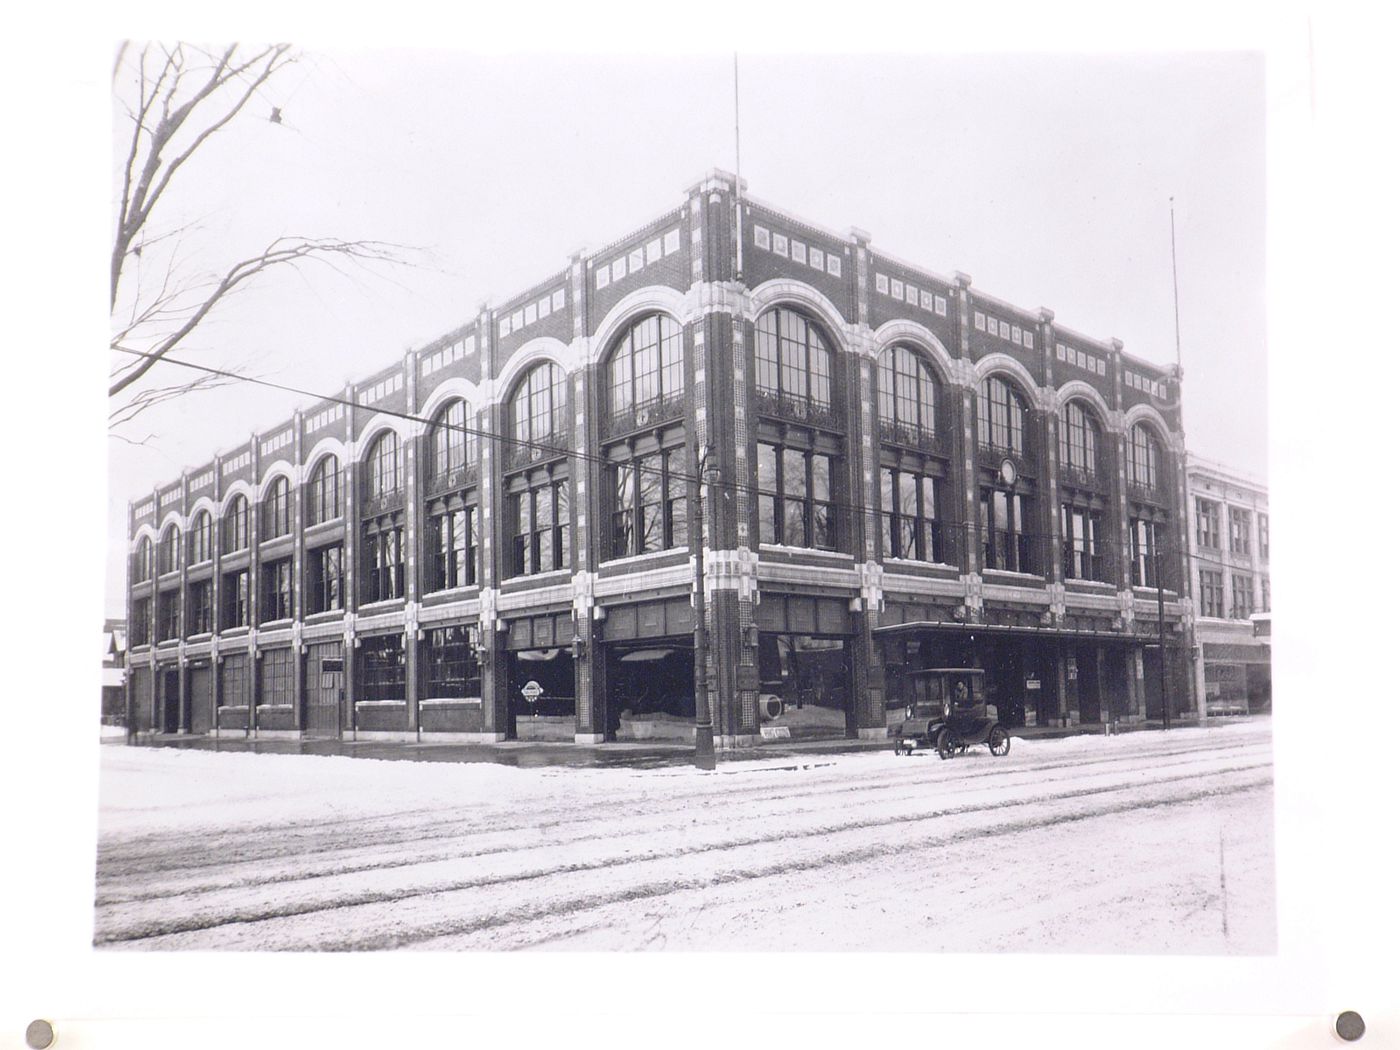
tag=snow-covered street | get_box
[94,721,1275,952]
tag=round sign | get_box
[998,458,1018,487]
[521,680,544,701]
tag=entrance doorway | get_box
[304,643,343,738]
[606,642,695,741]
[160,669,180,733]
[507,649,576,740]
[189,663,213,734]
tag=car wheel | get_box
[988,726,1010,756]
[935,729,956,760]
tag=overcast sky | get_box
[106,48,1266,615]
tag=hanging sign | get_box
[521,680,544,702]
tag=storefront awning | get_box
[873,619,1177,643]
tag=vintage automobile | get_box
[893,667,1011,759]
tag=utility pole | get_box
[690,437,716,770]
[1155,532,1170,730]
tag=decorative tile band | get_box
[752,224,842,278]
[260,428,293,457]
[875,271,947,317]
[306,403,345,433]
[975,309,1037,353]
[1054,341,1107,377]
[594,229,682,291]
[220,450,251,475]
[421,332,479,376]
[498,289,567,339]
[356,373,404,406]
[1124,369,1167,399]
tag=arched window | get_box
[133,536,152,582]
[510,362,568,449]
[263,476,291,538]
[158,526,181,575]
[429,400,478,481]
[755,307,832,410]
[188,510,213,564]
[1128,424,1161,489]
[365,431,401,501]
[222,495,249,554]
[877,345,939,439]
[307,456,341,526]
[606,314,684,429]
[1059,401,1100,474]
[977,376,1027,455]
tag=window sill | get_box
[358,598,405,613]
[600,548,687,571]
[259,618,294,630]
[1132,586,1179,599]
[884,557,959,572]
[758,543,852,562]
[982,569,1046,582]
[421,696,483,706]
[424,583,482,599]
[504,570,571,585]
[1064,578,1115,589]
[355,699,406,707]
[187,632,214,642]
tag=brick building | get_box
[1186,454,1270,716]
[125,171,1193,747]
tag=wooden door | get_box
[304,643,343,738]
[189,664,213,734]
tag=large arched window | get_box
[365,431,401,501]
[977,376,1027,455]
[188,510,213,564]
[158,526,181,575]
[606,314,684,430]
[222,495,249,554]
[510,362,568,450]
[262,476,291,538]
[1059,401,1101,475]
[306,455,341,526]
[756,307,832,411]
[878,345,939,439]
[133,536,152,582]
[429,400,478,482]
[1128,423,1161,490]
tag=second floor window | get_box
[221,569,249,629]
[307,456,341,525]
[188,511,213,564]
[263,477,291,538]
[982,488,1036,574]
[1261,577,1270,612]
[365,432,402,502]
[425,504,478,591]
[131,596,151,646]
[1058,401,1099,474]
[187,580,213,635]
[1130,517,1162,588]
[1231,573,1253,619]
[1200,569,1224,618]
[1061,505,1105,581]
[1259,514,1269,561]
[882,468,943,563]
[261,558,293,622]
[978,377,1027,456]
[607,314,684,429]
[307,544,344,614]
[609,448,688,559]
[157,592,180,641]
[756,308,832,411]
[362,525,404,603]
[1229,507,1252,555]
[509,476,570,576]
[222,495,249,553]
[1196,498,1221,549]
[756,442,837,550]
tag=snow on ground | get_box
[95,721,1275,953]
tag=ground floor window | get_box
[261,558,293,622]
[1061,504,1105,581]
[425,501,478,591]
[361,520,404,603]
[882,466,944,562]
[359,634,405,701]
[422,625,482,698]
[606,643,695,738]
[221,569,249,629]
[507,648,576,718]
[756,633,851,739]
[259,647,294,705]
[219,653,250,707]
[755,441,838,550]
[307,543,344,614]
[981,488,1037,573]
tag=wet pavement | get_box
[109,715,1245,770]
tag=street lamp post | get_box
[1154,530,1170,730]
[690,437,716,770]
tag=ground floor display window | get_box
[422,625,482,698]
[219,653,250,707]
[606,643,695,740]
[756,633,852,739]
[359,634,405,702]
[507,649,576,739]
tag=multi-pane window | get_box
[158,527,181,575]
[977,377,1027,455]
[881,468,943,562]
[1200,569,1224,618]
[1061,505,1105,581]
[609,448,688,559]
[1261,577,1270,612]
[981,489,1037,573]
[188,511,213,564]
[1128,424,1161,490]
[755,442,837,550]
[1229,507,1251,555]
[425,505,478,591]
[1058,401,1099,474]
[509,477,571,576]
[221,569,249,629]
[307,544,344,614]
[877,346,939,439]
[307,456,341,525]
[362,525,404,603]
[131,596,151,646]
[1231,573,1253,619]
[1259,514,1269,561]
[607,315,685,428]
[220,654,250,708]
[510,362,568,449]
[755,308,833,410]
[261,558,293,622]
[365,432,402,502]
[187,579,213,635]
[157,592,180,641]
[1130,518,1162,588]
[259,648,294,705]
[429,401,479,482]
[359,634,405,702]
[133,537,152,582]
[422,625,482,699]
[222,495,249,553]
[263,476,291,538]
[1196,498,1221,549]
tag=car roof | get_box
[906,667,985,676]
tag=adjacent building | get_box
[125,171,1194,748]
[102,619,127,725]
[1186,453,1270,716]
